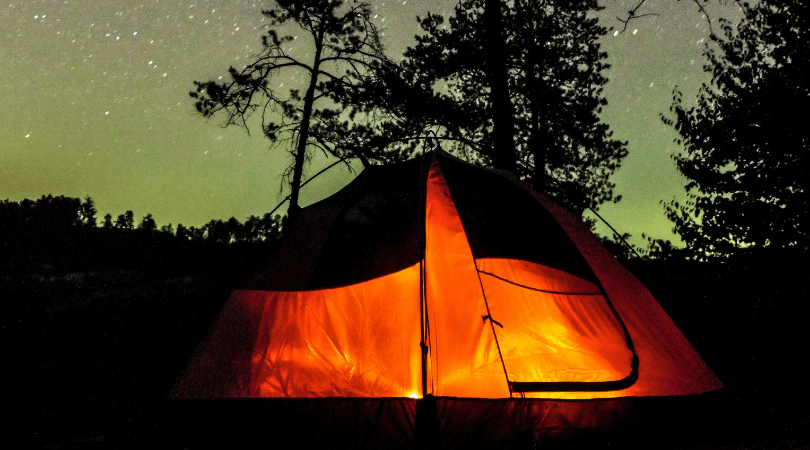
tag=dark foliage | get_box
[0,195,284,278]
[366,0,627,215]
[623,249,810,400]
[0,195,289,448]
[115,210,135,229]
[659,0,809,259]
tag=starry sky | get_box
[1,0,741,247]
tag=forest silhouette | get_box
[0,195,283,276]
[1,194,288,448]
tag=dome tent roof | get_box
[171,151,721,447]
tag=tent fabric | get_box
[238,155,426,291]
[528,191,721,398]
[173,151,721,401]
[436,153,598,283]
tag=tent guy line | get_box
[478,270,604,296]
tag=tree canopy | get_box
[660,0,809,258]
[369,0,627,215]
[191,0,630,218]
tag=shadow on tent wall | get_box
[158,392,728,450]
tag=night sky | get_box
[1,0,741,247]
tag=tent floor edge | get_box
[157,394,727,450]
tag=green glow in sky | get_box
[0,0,741,247]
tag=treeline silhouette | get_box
[0,194,284,278]
[2,194,289,448]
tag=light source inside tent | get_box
[173,152,721,400]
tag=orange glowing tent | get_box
[172,151,721,446]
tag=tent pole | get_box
[420,260,428,397]
[420,154,429,398]
[587,207,645,260]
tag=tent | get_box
[172,151,721,447]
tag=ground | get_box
[3,260,808,449]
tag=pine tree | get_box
[101,213,113,229]
[191,0,386,219]
[79,196,97,227]
[383,0,626,214]
[661,0,809,258]
[138,213,157,233]
[115,211,135,230]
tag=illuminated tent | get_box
[172,151,721,446]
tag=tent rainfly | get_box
[172,151,722,446]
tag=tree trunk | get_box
[530,105,547,192]
[483,0,517,174]
[526,5,548,192]
[288,30,324,221]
